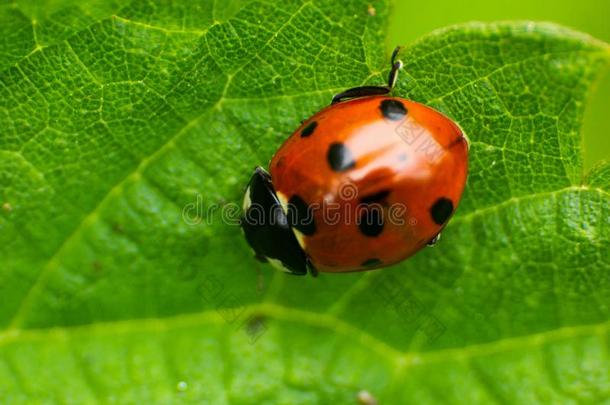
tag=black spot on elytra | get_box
[430,198,453,225]
[360,190,390,205]
[288,195,316,235]
[380,99,407,121]
[358,206,384,237]
[361,258,382,267]
[301,121,318,137]
[327,143,356,172]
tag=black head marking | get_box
[327,142,356,172]
[287,195,316,236]
[430,197,454,225]
[240,167,308,275]
[358,206,384,237]
[361,258,382,268]
[301,121,318,137]
[380,99,407,121]
[360,190,391,205]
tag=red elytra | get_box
[269,96,468,273]
[240,47,469,276]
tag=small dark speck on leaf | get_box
[92,261,103,273]
[245,314,268,340]
[247,315,266,330]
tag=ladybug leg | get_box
[427,233,441,246]
[306,258,319,277]
[331,46,404,104]
[463,133,471,151]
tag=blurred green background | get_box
[388,0,610,170]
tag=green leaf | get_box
[1,0,609,402]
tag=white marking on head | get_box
[242,186,252,212]
[292,228,306,250]
[276,191,289,216]
[277,190,308,250]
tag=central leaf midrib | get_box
[1,186,606,363]
[1,302,608,374]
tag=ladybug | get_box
[241,47,469,276]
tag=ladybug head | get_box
[240,167,309,275]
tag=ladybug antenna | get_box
[387,46,403,89]
[330,46,404,104]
